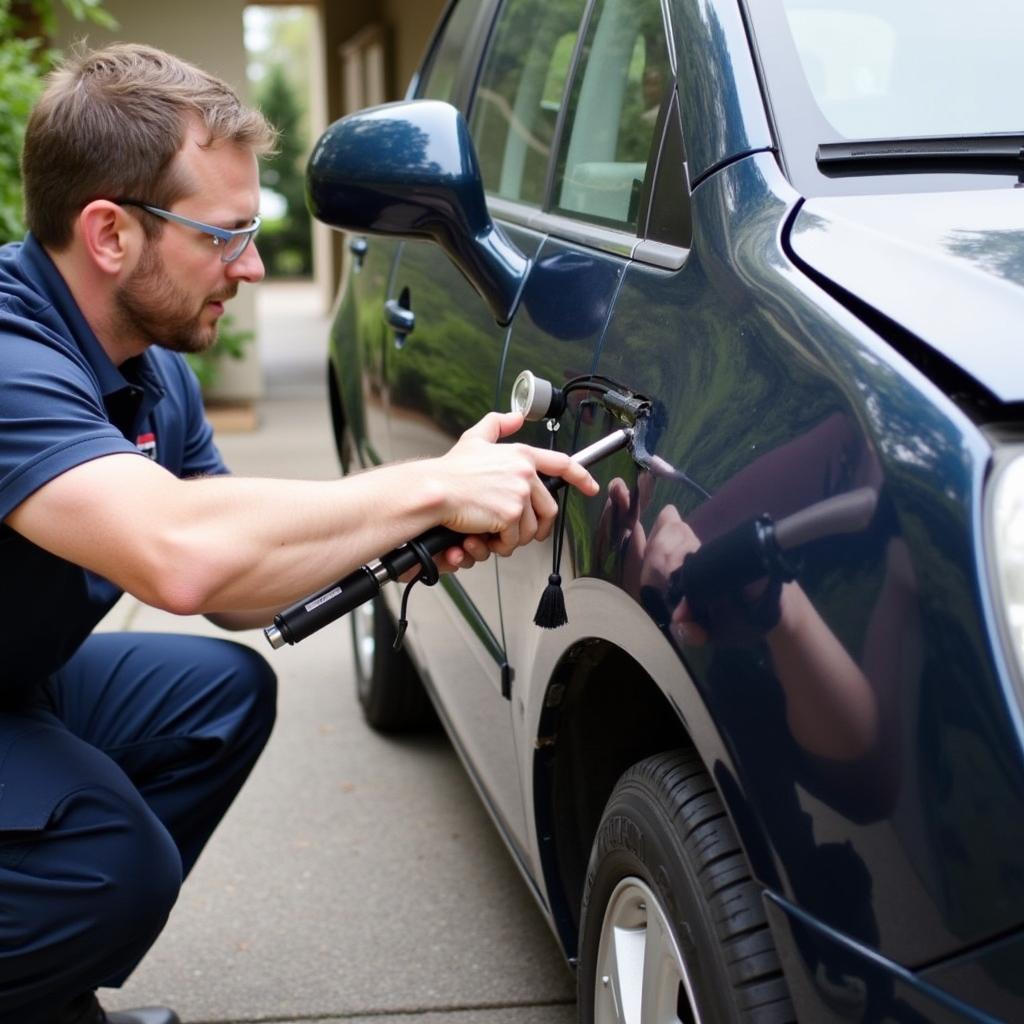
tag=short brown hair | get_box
[22,42,277,249]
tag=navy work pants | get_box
[0,632,277,1023]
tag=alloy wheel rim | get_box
[593,876,701,1024]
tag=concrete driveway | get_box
[97,283,577,1024]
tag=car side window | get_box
[469,0,587,206]
[552,0,669,231]
[418,0,485,106]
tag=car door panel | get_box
[382,222,548,847]
[330,235,401,468]
[496,234,626,693]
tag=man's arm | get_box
[7,412,597,617]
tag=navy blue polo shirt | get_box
[0,234,229,692]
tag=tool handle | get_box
[265,526,463,648]
[668,488,878,613]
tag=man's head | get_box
[23,42,276,250]
[23,43,277,358]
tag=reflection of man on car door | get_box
[596,409,928,1017]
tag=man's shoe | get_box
[104,1010,180,1024]
[57,993,180,1024]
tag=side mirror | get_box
[306,100,529,326]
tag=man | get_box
[0,43,597,1024]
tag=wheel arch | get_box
[521,578,775,960]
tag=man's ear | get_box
[77,200,140,276]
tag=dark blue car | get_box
[305,0,1024,1019]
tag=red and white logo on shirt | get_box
[136,432,157,460]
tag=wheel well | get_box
[533,639,694,958]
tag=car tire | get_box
[350,595,436,732]
[578,749,795,1024]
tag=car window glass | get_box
[781,0,1024,139]
[469,0,587,206]
[552,0,668,231]
[419,0,481,105]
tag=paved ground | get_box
[97,283,577,1024]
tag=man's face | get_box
[115,124,264,354]
[114,236,237,354]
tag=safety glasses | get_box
[116,199,261,263]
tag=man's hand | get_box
[432,411,599,557]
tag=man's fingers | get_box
[461,410,525,444]
[529,448,599,495]
[671,598,710,647]
[490,523,520,557]
[461,535,491,563]
[518,501,539,546]
[530,474,559,541]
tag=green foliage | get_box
[254,62,312,277]
[0,0,117,243]
[0,11,42,241]
[247,6,315,279]
[185,314,255,393]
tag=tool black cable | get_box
[534,398,589,628]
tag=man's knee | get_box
[68,783,184,939]
[212,640,278,753]
[0,770,182,1017]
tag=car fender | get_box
[514,576,764,901]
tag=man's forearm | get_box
[9,454,451,616]
[9,412,598,618]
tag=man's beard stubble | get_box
[114,241,237,355]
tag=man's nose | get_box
[227,240,265,283]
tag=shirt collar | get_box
[19,233,166,410]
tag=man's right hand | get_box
[431,411,599,556]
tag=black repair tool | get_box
[265,371,655,650]
[264,425,634,649]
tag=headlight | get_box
[990,453,1024,680]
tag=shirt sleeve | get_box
[0,317,142,522]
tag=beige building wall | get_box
[54,0,264,402]
[318,0,445,292]
[381,0,445,100]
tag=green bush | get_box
[184,314,255,393]
[0,0,117,243]
[255,63,311,278]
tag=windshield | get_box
[745,0,1024,195]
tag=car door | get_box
[379,0,589,853]
[495,0,682,782]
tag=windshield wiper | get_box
[816,134,1024,177]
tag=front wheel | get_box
[577,749,795,1024]
[350,595,436,732]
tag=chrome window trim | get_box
[633,239,687,271]
[487,195,687,269]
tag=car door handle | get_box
[384,297,416,339]
[349,236,368,271]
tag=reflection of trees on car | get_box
[385,248,497,436]
[946,227,1024,285]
